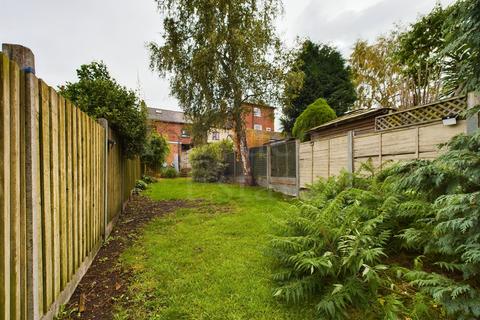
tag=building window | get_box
[253,107,261,117]
[266,127,272,132]
[181,128,189,138]
[254,124,262,131]
[212,132,220,140]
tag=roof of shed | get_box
[308,108,393,133]
[147,108,190,124]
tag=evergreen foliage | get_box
[292,98,336,141]
[60,61,147,157]
[282,41,356,133]
[160,167,178,179]
[141,132,169,173]
[271,131,480,319]
[190,140,233,183]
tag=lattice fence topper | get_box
[375,95,467,131]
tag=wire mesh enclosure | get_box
[224,140,297,180]
[250,146,267,177]
[270,140,296,178]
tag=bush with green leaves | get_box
[135,180,148,191]
[160,167,178,179]
[141,175,157,184]
[189,140,233,183]
[271,130,480,319]
[292,98,337,141]
[141,132,169,173]
[60,62,147,157]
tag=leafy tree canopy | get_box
[60,61,147,157]
[148,0,285,184]
[442,0,480,95]
[350,32,410,110]
[395,4,449,105]
[282,40,356,133]
[292,98,336,141]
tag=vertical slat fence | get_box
[0,51,142,320]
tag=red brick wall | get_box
[151,121,192,167]
[243,104,275,132]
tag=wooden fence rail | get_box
[0,50,141,320]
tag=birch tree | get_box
[148,0,285,185]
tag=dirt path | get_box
[60,195,199,320]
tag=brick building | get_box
[148,103,282,171]
[207,103,282,147]
[147,108,192,171]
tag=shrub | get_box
[292,98,337,141]
[271,130,480,319]
[60,62,147,157]
[160,167,178,179]
[135,180,148,190]
[189,140,233,183]
[141,175,157,184]
[141,132,169,173]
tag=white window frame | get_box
[266,127,272,132]
[254,124,262,131]
[212,132,220,140]
[253,107,261,117]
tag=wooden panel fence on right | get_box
[299,93,477,189]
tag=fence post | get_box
[2,44,35,74]
[97,119,109,239]
[4,44,41,320]
[467,92,480,134]
[295,140,300,197]
[347,131,354,173]
[266,144,271,190]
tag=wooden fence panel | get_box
[301,117,470,188]
[0,51,143,320]
[329,136,348,176]
[381,128,416,156]
[298,142,312,188]
[312,140,329,180]
[419,121,466,152]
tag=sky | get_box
[1,0,456,125]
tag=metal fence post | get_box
[266,144,271,190]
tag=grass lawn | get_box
[114,178,315,320]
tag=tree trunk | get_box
[235,123,253,186]
[232,98,253,186]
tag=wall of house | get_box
[243,104,275,132]
[151,120,192,170]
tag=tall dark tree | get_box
[148,0,285,185]
[281,40,356,133]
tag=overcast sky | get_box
[1,0,456,118]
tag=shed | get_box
[308,108,393,140]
